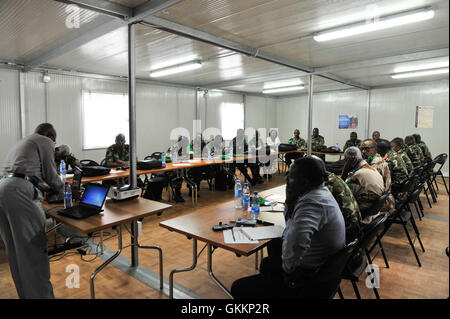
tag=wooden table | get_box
[159,186,286,299]
[44,198,172,298]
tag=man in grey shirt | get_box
[231,156,345,299]
[0,123,63,298]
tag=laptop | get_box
[58,183,109,219]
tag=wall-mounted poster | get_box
[339,114,358,129]
[415,106,434,128]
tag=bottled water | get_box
[161,152,166,168]
[64,182,72,209]
[229,146,233,158]
[60,160,66,181]
[208,151,212,160]
[242,182,250,210]
[234,180,242,209]
[251,191,260,220]
[172,149,178,163]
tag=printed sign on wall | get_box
[415,106,434,128]
[339,114,358,129]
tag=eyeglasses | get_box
[360,147,374,151]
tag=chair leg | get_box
[351,280,361,299]
[377,235,390,268]
[337,286,344,299]
[401,221,422,267]
[416,197,425,217]
[413,202,422,221]
[440,173,449,195]
[423,187,433,208]
[433,175,439,192]
[409,217,425,252]
[427,180,437,203]
[372,287,381,299]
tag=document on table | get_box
[241,225,285,241]
[223,228,259,244]
[259,212,286,227]
[248,204,284,212]
[172,163,192,167]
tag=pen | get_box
[231,227,236,242]
[238,227,253,241]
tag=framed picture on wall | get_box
[415,106,434,128]
[338,114,358,129]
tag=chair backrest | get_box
[364,192,391,217]
[146,152,163,160]
[433,153,448,168]
[358,213,389,252]
[100,158,107,167]
[80,159,100,167]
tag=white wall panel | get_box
[0,69,20,165]
[370,81,449,175]
[245,95,277,139]
[23,72,46,136]
[276,95,309,143]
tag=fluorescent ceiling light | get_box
[391,67,449,79]
[264,78,303,89]
[314,7,434,42]
[149,60,202,77]
[263,85,305,94]
[394,60,449,73]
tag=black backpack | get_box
[137,158,162,170]
[80,160,111,177]
[278,143,297,152]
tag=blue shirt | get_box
[282,186,345,273]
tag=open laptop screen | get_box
[80,184,109,209]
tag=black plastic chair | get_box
[431,154,449,196]
[339,213,389,299]
[291,239,359,299]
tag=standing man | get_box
[0,123,63,298]
[285,129,306,168]
[105,134,130,168]
[343,132,361,151]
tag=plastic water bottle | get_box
[161,152,166,168]
[64,182,72,209]
[234,180,242,209]
[208,151,212,161]
[229,146,233,158]
[242,182,250,210]
[172,149,178,163]
[251,191,260,220]
[60,160,66,181]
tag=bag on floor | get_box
[142,176,168,201]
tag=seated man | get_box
[372,131,380,143]
[311,128,325,151]
[377,140,409,207]
[229,129,257,186]
[343,132,361,151]
[231,157,345,299]
[188,133,208,196]
[391,137,414,176]
[166,136,190,202]
[285,129,306,168]
[55,144,81,172]
[413,134,432,163]
[404,135,425,171]
[248,130,265,183]
[105,134,130,168]
[342,147,385,224]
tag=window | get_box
[220,102,244,140]
[82,91,129,150]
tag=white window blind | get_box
[220,102,244,140]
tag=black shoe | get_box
[174,193,185,203]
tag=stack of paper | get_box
[241,225,285,241]
[223,228,259,244]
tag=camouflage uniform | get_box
[105,144,130,165]
[368,154,395,214]
[343,139,361,151]
[402,144,422,171]
[417,141,432,163]
[310,135,325,151]
[325,171,362,244]
[166,142,189,201]
[385,150,409,207]
[397,147,414,177]
[288,136,306,149]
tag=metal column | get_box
[18,72,26,139]
[365,89,371,139]
[128,23,139,267]
[306,75,314,156]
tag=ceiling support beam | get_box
[53,0,132,19]
[313,48,449,75]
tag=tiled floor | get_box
[0,174,448,299]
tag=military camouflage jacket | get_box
[343,139,361,151]
[368,153,396,213]
[105,144,130,164]
[397,148,414,176]
[403,144,423,170]
[418,141,432,162]
[385,151,409,186]
[288,136,306,149]
[325,171,361,244]
[310,135,325,151]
